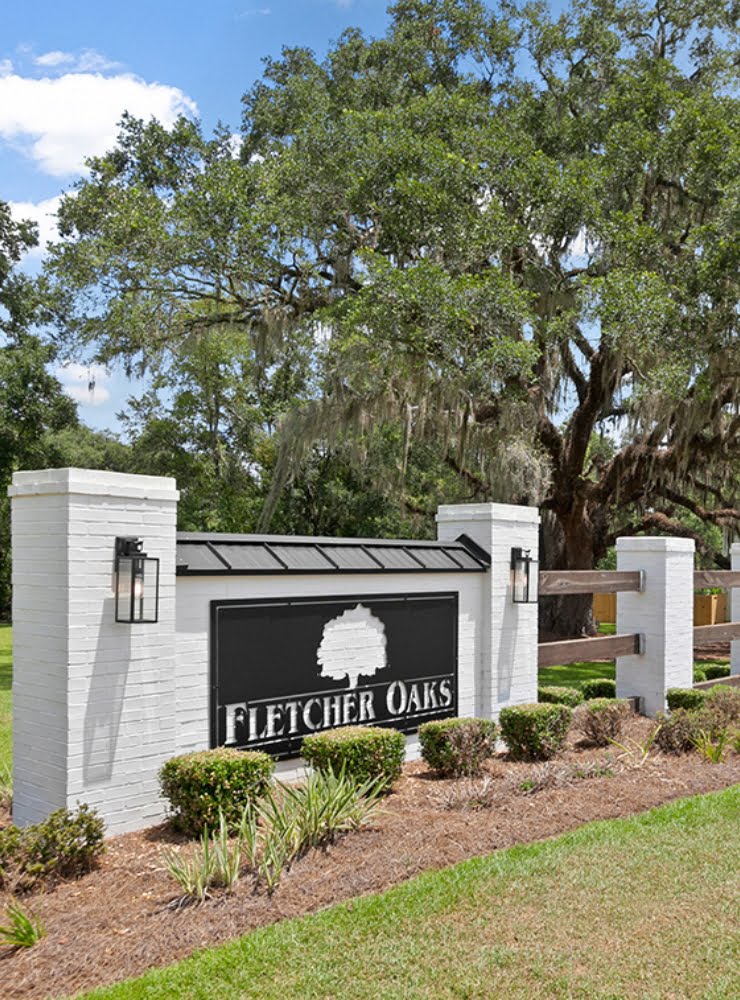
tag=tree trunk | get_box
[538,506,598,639]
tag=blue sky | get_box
[1,1,393,431]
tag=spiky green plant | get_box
[0,901,44,949]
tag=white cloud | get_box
[33,50,74,67]
[57,363,111,406]
[34,48,121,72]
[238,7,272,15]
[0,58,13,77]
[0,69,198,176]
[8,195,63,256]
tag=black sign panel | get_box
[210,592,458,758]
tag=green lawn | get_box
[538,659,616,690]
[79,787,740,1000]
[539,654,728,691]
[0,624,11,774]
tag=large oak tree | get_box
[0,202,78,616]
[44,0,740,633]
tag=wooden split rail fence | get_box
[692,570,740,646]
[537,570,644,669]
[537,568,740,668]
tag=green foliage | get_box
[0,900,44,949]
[159,749,274,837]
[693,667,707,683]
[537,685,583,708]
[41,0,740,586]
[162,830,219,907]
[302,726,406,788]
[582,678,617,701]
[418,717,498,777]
[0,334,78,617]
[263,768,383,853]
[255,768,383,893]
[654,710,704,755]
[163,770,384,901]
[692,729,730,765]
[667,688,708,712]
[210,811,244,892]
[577,698,630,747]
[499,703,572,761]
[0,759,11,810]
[0,803,105,891]
[163,811,246,904]
[703,664,731,681]
[657,692,738,751]
[704,685,740,728]
[0,824,22,887]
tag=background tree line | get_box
[2,0,739,630]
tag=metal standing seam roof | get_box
[175,532,490,576]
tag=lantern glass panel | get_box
[138,556,159,623]
[115,556,134,622]
[115,553,159,623]
[527,558,539,603]
[512,560,527,602]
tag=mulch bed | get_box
[3,715,739,1000]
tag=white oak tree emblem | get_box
[316,604,388,689]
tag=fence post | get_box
[9,468,179,832]
[436,503,540,718]
[615,536,694,716]
[732,542,740,678]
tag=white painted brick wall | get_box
[10,469,178,833]
[11,471,541,831]
[616,536,694,716]
[436,503,540,715]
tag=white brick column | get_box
[436,503,540,717]
[9,468,178,833]
[731,542,740,678]
[615,536,694,716]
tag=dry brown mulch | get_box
[2,716,739,1000]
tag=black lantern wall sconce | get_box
[511,547,538,604]
[115,537,160,623]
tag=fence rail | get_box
[539,570,643,596]
[693,622,740,644]
[693,570,740,590]
[538,632,643,669]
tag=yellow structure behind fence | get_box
[593,592,727,626]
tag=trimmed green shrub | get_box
[160,748,274,837]
[499,703,572,761]
[582,678,617,700]
[667,688,707,712]
[654,709,703,754]
[655,688,739,755]
[704,685,740,727]
[419,718,498,777]
[538,686,583,708]
[0,804,105,891]
[0,826,22,888]
[693,667,707,683]
[577,698,630,746]
[704,663,730,681]
[302,726,406,788]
